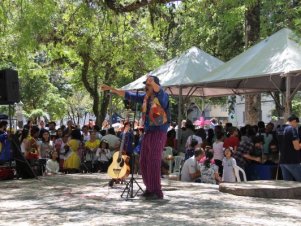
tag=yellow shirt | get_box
[68,139,80,152]
[85,140,100,150]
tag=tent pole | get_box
[109,92,113,127]
[284,76,291,121]
[177,87,183,153]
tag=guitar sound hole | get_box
[119,159,124,167]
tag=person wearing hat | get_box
[101,75,170,200]
[279,114,301,181]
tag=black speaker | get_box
[0,69,20,105]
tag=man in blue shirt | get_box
[0,121,10,162]
[279,115,301,181]
[101,75,169,199]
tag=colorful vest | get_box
[141,95,168,127]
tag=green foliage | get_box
[292,92,301,115]
[66,91,92,124]
[1,0,301,124]
[28,109,47,120]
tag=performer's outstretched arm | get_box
[100,84,125,97]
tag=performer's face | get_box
[145,84,153,95]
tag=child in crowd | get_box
[95,140,112,172]
[222,147,237,183]
[213,132,224,177]
[199,151,220,184]
[46,150,60,175]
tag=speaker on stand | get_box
[0,69,20,105]
[0,69,34,179]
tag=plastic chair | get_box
[234,165,247,182]
[173,156,184,173]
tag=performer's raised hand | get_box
[100,84,125,97]
[100,84,112,92]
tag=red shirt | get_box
[223,136,239,149]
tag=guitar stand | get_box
[119,89,144,200]
[121,154,143,200]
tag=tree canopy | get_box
[0,0,300,124]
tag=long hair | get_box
[204,151,213,169]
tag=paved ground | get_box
[0,174,301,226]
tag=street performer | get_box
[101,75,169,200]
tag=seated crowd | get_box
[165,119,282,184]
[14,119,139,176]
[0,117,285,184]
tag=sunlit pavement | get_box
[0,174,301,226]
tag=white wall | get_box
[229,95,275,127]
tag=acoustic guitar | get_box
[107,131,130,179]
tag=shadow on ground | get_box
[0,174,301,226]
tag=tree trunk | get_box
[269,91,285,119]
[98,63,118,126]
[244,1,261,125]
[80,37,102,126]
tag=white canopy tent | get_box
[192,28,301,118]
[121,46,227,148]
[121,47,225,147]
[122,46,227,96]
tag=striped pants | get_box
[140,130,167,198]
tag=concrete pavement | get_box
[0,174,301,226]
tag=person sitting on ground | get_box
[181,148,204,182]
[95,140,112,173]
[199,151,221,184]
[46,150,60,175]
[222,147,237,183]
[85,131,100,161]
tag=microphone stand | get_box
[121,90,144,200]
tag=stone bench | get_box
[219,180,301,199]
